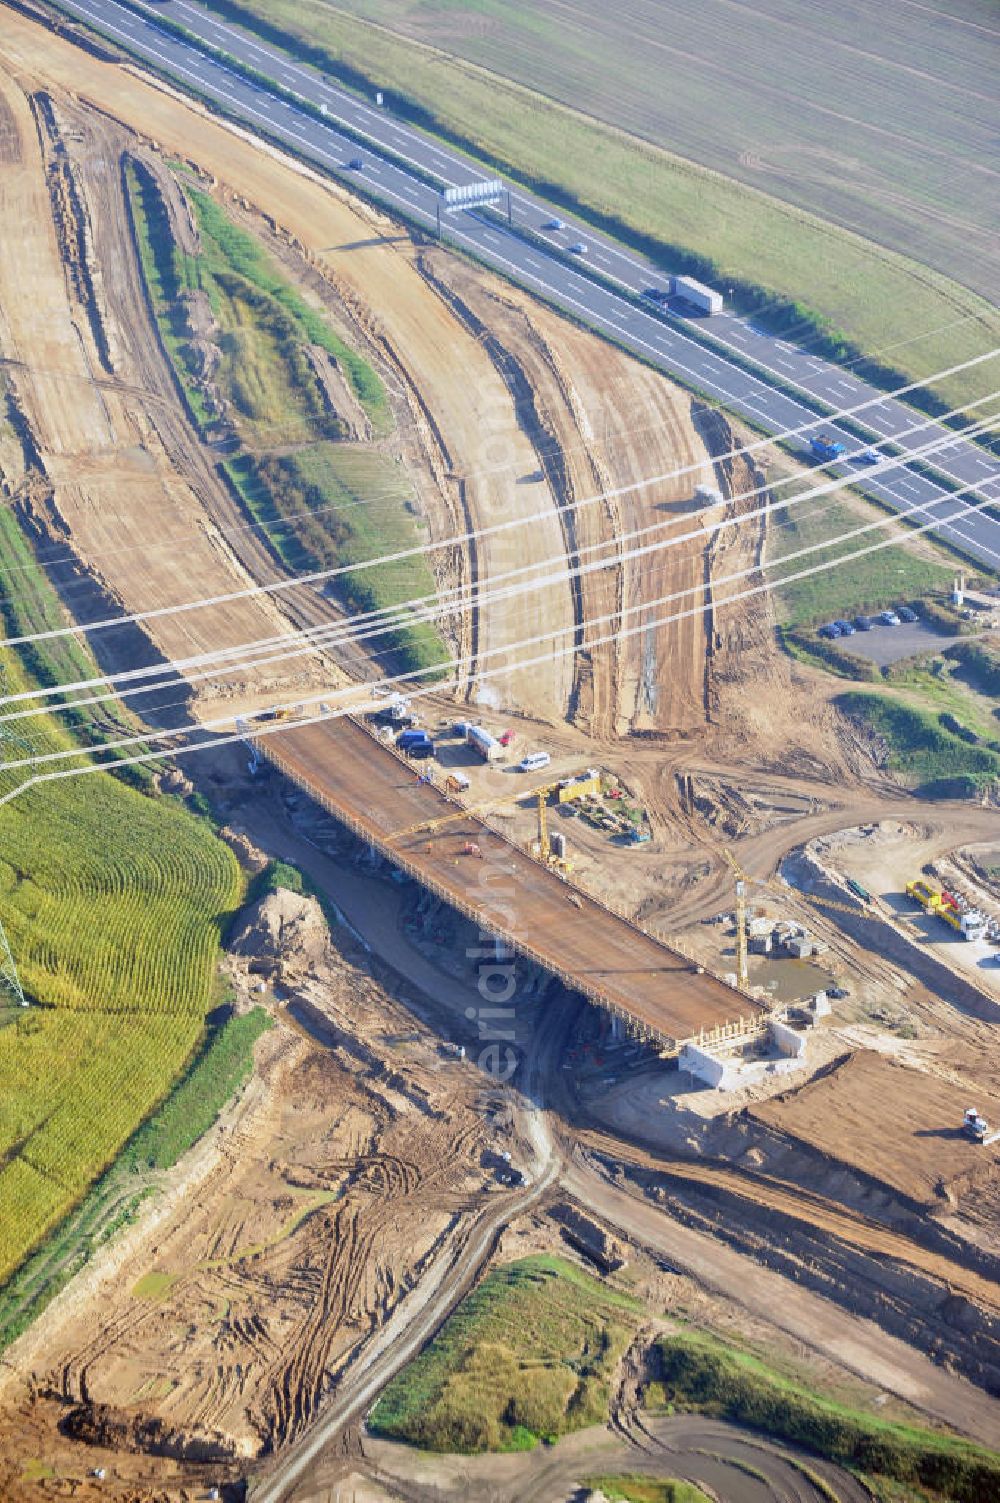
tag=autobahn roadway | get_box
[43,0,1000,572]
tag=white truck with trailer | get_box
[466,724,505,762]
[671,276,723,315]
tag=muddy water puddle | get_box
[748,955,835,1004]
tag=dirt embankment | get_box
[0,77,319,711]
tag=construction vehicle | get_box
[810,434,846,462]
[905,878,986,940]
[961,1107,1000,1146]
[627,827,651,846]
[963,1107,989,1143]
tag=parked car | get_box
[518,751,551,772]
[854,615,874,631]
[498,729,516,747]
[543,217,565,231]
[896,605,918,623]
[878,609,902,626]
[818,623,842,639]
[834,619,856,635]
[855,449,880,465]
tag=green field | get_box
[369,1254,640,1451]
[0,514,245,1286]
[320,0,997,308]
[193,0,1000,418]
[127,161,447,676]
[649,1328,1000,1503]
[834,688,1000,798]
[224,444,449,675]
[764,474,959,628]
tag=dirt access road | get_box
[247,986,562,1503]
[360,1412,868,1503]
[264,716,757,1043]
[561,1156,1000,1447]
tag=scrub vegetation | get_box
[370,1254,640,1451]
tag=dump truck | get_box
[670,275,723,315]
[810,434,846,462]
[906,878,986,939]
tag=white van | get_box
[518,751,551,773]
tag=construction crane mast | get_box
[536,789,550,864]
[722,847,749,988]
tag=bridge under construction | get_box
[257,718,762,1047]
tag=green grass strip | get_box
[652,1329,1000,1501]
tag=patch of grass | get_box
[192,0,1000,421]
[880,660,999,742]
[369,1254,640,1452]
[764,476,957,628]
[131,1269,178,1301]
[127,159,446,675]
[122,1007,271,1173]
[835,688,1000,796]
[650,1327,1000,1502]
[20,1459,55,1482]
[250,858,307,900]
[587,1478,713,1503]
[225,443,449,676]
[191,188,391,436]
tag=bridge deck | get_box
[264,719,758,1044]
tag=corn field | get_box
[0,621,242,1284]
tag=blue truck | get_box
[810,433,846,462]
